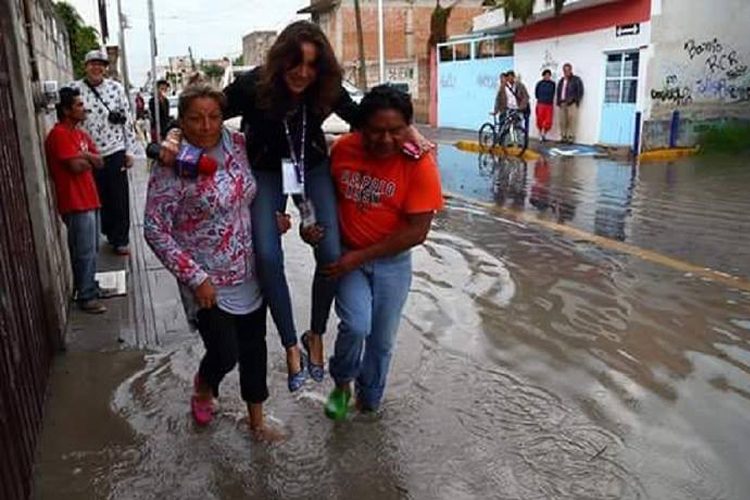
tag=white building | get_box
[441,0,750,149]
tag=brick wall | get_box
[316,0,484,121]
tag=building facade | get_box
[300,0,486,121]
[440,0,749,149]
[242,31,277,67]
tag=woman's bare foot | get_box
[248,403,286,443]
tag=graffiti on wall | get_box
[651,37,750,108]
[539,49,559,76]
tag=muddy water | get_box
[39,152,750,499]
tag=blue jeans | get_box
[329,251,412,409]
[251,162,341,348]
[63,210,99,301]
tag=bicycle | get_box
[478,109,528,157]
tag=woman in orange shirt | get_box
[304,86,443,419]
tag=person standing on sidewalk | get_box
[306,86,443,420]
[71,49,140,256]
[149,79,172,142]
[44,87,107,314]
[535,69,556,142]
[556,63,584,144]
[144,84,286,441]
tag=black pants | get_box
[95,150,130,248]
[196,305,269,404]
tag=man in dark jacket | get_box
[556,63,584,143]
[149,79,171,142]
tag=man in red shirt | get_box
[45,87,107,313]
[305,85,443,419]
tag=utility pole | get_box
[377,0,385,83]
[116,0,131,95]
[147,0,160,141]
[354,0,367,90]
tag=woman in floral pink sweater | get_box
[144,84,285,441]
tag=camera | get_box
[108,110,127,125]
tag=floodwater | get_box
[35,150,750,499]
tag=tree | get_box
[201,64,224,79]
[232,55,244,66]
[54,2,100,78]
[482,0,567,25]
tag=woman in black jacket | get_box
[222,21,356,392]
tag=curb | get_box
[454,140,542,160]
[639,147,700,162]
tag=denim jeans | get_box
[251,161,341,348]
[63,210,100,301]
[329,251,412,409]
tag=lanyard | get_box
[283,105,306,184]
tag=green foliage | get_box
[54,2,100,79]
[485,0,567,25]
[201,64,224,79]
[232,55,244,66]
[699,124,750,154]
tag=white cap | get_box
[84,49,109,65]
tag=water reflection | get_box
[438,145,750,277]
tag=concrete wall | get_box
[2,0,75,346]
[514,22,651,144]
[646,0,750,122]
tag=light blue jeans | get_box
[63,210,99,302]
[251,161,341,348]
[329,250,412,409]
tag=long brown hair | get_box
[258,21,342,117]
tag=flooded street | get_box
[35,151,750,499]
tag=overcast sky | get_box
[65,0,308,87]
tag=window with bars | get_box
[604,52,639,104]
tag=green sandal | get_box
[324,387,351,421]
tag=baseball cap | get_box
[84,49,109,65]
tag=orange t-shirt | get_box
[330,133,444,250]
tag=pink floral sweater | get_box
[143,129,256,290]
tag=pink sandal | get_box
[191,374,214,426]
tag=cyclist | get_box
[493,71,530,149]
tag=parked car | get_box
[322,80,364,136]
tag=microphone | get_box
[145,142,218,178]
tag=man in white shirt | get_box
[71,49,140,255]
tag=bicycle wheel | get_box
[478,122,496,150]
[499,121,527,157]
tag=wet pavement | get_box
[34,150,750,499]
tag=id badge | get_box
[298,199,317,228]
[281,158,304,195]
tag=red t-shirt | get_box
[330,133,444,249]
[44,123,101,215]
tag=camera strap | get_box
[84,80,114,114]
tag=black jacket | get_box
[224,67,359,171]
[556,75,584,105]
[149,95,172,138]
